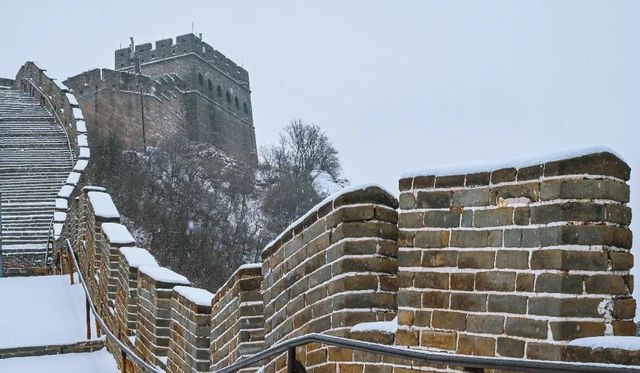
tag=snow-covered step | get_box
[0,87,75,276]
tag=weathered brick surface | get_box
[397,151,635,366]
[259,186,398,373]
[167,286,214,373]
[210,265,264,371]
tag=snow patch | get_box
[174,286,214,306]
[569,336,640,351]
[87,191,120,219]
[54,211,67,223]
[76,121,87,133]
[72,107,84,120]
[312,170,345,196]
[401,146,623,179]
[65,92,79,106]
[351,317,398,334]
[119,247,158,268]
[78,134,88,147]
[79,146,90,159]
[66,172,81,186]
[101,223,135,245]
[239,263,262,270]
[55,198,68,210]
[74,159,88,172]
[58,185,75,199]
[139,266,190,285]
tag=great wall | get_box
[0,37,639,372]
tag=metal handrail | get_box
[0,191,4,277]
[214,333,640,373]
[65,239,162,373]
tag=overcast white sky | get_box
[2,1,639,298]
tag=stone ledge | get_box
[0,339,105,359]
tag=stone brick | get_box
[465,172,490,186]
[534,273,583,294]
[487,294,527,314]
[613,298,636,319]
[414,310,432,327]
[491,168,517,184]
[584,275,629,295]
[399,178,413,192]
[490,183,540,204]
[531,202,605,224]
[497,337,525,358]
[431,311,467,331]
[540,179,629,203]
[516,273,534,292]
[413,175,435,189]
[610,252,634,271]
[435,174,465,188]
[513,207,530,225]
[505,317,547,339]
[495,250,529,269]
[543,152,630,181]
[475,271,516,292]
[517,164,544,181]
[397,250,421,268]
[395,329,418,346]
[414,231,450,248]
[416,191,452,208]
[550,321,605,340]
[399,193,416,210]
[526,342,563,361]
[422,251,457,267]
[613,321,637,336]
[451,189,490,207]
[561,225,632,249]
[530,250,562,269]
[457,334,495,356]
[458,251,495,269]
[422,291,450,309]
[450,230,489,248]
[398,212,423,229]
[605,204,632,226]
[450,273,474,291]
[461,210,473,227]
[423,210,460,228]
[414,272,449,290]
[467,314,504,334]
[473,208,513,227]
[450,293,487,312]
[528,297,603,318]
[420,330,456,350]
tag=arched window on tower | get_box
[198,73,203,86]
[217,85,222,97]
[243,102,248,114]
[207,79,212,91]
[226,91,231,103]
[234,96,239,108]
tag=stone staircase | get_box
[0,85,74,275]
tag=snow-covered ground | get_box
[0,274,99,349]
[0,349,118,373]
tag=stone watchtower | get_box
[65,34,257,165]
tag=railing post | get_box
[287,347,296,373]
[121,350,127,373]
[86,296,91,339]
[67,245,74,285]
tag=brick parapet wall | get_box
[395,151,635,361]
[260,185,399,372]
[210,264,264,371]
[167,286,214,373]
[134,267,191,370]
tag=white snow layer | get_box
[79,146,90,159]
[351,317,398,334]
[74,159,88,172]
[239,263,262,270]
[312,170,344,196]
[72,107,84,120]
[65,172,81,185]
[76,122,87,133]
[83,186,106,192]
[0,274,101,349]
[54,211,67,223]
[77,134,88,147]
[65,92,79,106]
[569,336,640,351]
[119,247,159,268]
[262,183,392,253]
[87,191,120,219]
[174,286,214,306]
[101,223,135,245]
[0,349,118,373]
[58,184,75,198]
[400,146,623,179]
[55,198,68,210]
[139,266,191,285]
